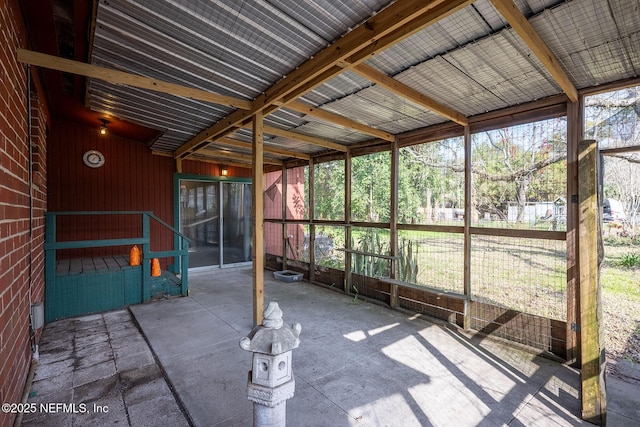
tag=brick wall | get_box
[0,1,48,426]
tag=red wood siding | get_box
[48,120,176,260]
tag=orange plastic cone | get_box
[129,245,141,266]
[151,258,161,277]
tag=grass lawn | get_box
[601,237,640,363]
[312,228,637,329]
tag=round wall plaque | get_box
[83,150,105,168]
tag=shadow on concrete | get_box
[129,267,611,426]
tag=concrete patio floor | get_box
[24,266,640,426]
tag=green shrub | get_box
[618,252,640,268]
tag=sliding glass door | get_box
[178,178,252,268]
[222,183,253,264]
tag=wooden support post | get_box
[281,163,288,271]
[462,125,472,330]
[308,157,315,283]
[253,111,265,326]
[389,283,399,310]
[578,139,606,425]
[390,139,399,308]
[345,148,352,295]
[566,100,581,364]
[176,158,182,173]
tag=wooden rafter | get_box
[18,49,393,145]
[17,49,253,109]
[263,125,347,153]
[278,0,474,106]
[186,157,252,169]
[174,0,475,159]
[216,137,310,160]
[200,148,282,166]
[240,124,348,153]
[489,0,578,103]
[352,63,468,126]
[285,101,395,142]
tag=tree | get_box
[400,138,465,223]
[586,85,640,225]
[313,160,345,221]
[400,120,568,226]
[351,152,390,222]
[471,118,567,223]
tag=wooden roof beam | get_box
[489,0,578,103]
[240,124,348,153]
[200,149,282,166]
[17,49,252,109]
[351,63,468,126]
[216,137,311,160]
[284,101,395,142]
[187,157,253,169]
[263,125,348,153]
[278,0,474,106]
[174,0,475,159]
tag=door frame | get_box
[173,173,252,270]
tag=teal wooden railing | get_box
[44,211,190,302]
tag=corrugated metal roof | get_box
[87,0,640,159]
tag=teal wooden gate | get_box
[44,211,190,322]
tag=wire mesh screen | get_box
[399,137,465,224]
[471,117,567,230]
[586,85,640,234]
[350,227,391,279]
[286,166,308,220]
[314,160,345,221]
[264,170,283,220]
[265,222,283,257]
[313,225,345,270]
[398,230,464,294]
[285,223,307,262]
[351,152,391,223]
[470,235,567,320]
[585,85,640,150]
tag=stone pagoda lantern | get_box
[240,302,301,427]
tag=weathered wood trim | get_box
[566,100,581,364]
[578,139,606,424]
